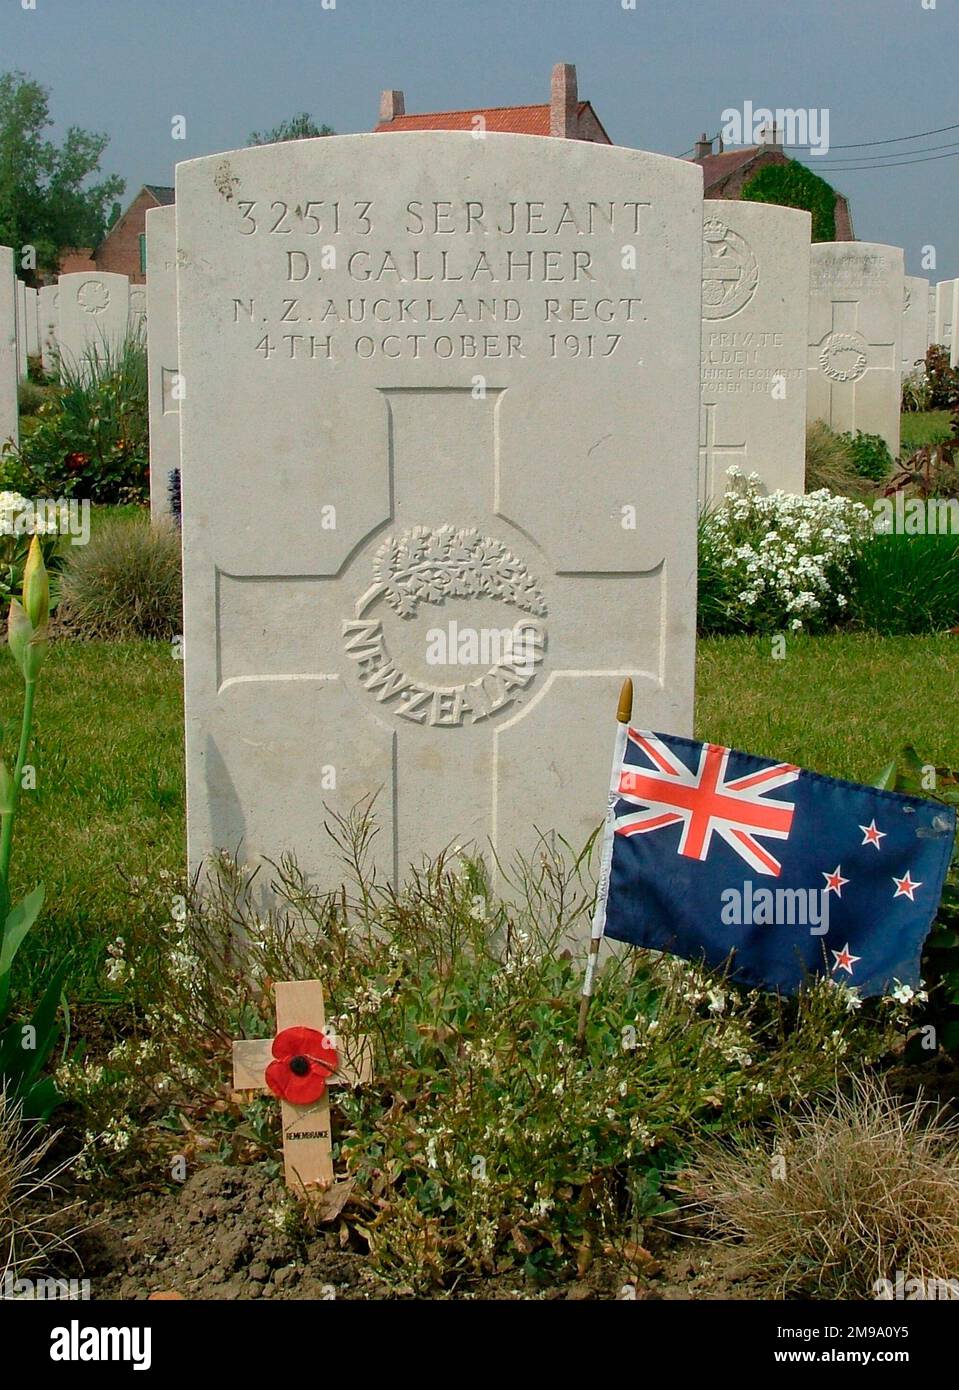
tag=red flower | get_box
[65,452,90,470]
[264,1026,338,1106]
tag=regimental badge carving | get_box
[701,219,759,320]
[343,525,549,727]
[77,280,110,315]
[818,330,869,383]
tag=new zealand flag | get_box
[603,730,956,997]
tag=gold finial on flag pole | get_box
[576,678,633,1048]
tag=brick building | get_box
[374,63,612,143]
[689,130,854,239]
[57,184,175,283]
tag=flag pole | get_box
[576,676,633,1048]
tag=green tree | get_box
[741,159,837,242]
[0,71,125,281]
[247,112,335,146]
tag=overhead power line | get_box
[796,147,959,172]
[800,139,959,167]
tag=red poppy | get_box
[264,1026,338,1106]
[65,452,90,470]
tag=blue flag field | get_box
[603,730,957,997]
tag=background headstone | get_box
[145,205,180,520]
[934,278,956,353]
[0,249,17,450]
[129,284,148,336]
[700,200,810,503]
[57,271,130,376]
[24,286,39,359]
[38,285,58,375]
[951,281,959,370]
[928,284,937,348]
[902,275,930,378]
[14,280,27,380]
[807,242,904,458]
[177,132,702,894]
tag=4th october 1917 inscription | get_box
[229,193,650,363]
[177,132,702,896]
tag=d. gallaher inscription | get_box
[229,198,649,361]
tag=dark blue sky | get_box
[3,0,956,278]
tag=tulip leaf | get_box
[0,883,45,1012]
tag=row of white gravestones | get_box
[0,248,18,450]
[902,275,931,377]
[176,131,702,889]
[145,205,180,520]
[807,242,904,459]
[699,201,809,505]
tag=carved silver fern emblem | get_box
[371,525,547,619]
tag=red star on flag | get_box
[831,942,861,975]
[822,865,849,896]
[859,819,886,849]
[892,871,922,901]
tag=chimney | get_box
[758,120,782,149]
[379,89,405,124]
[694,132,713,161]
[550,62,578,139]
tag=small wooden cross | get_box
[232,979,372,1195]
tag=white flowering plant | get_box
[699,469,873,634]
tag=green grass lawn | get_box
[4,639,183,999]
[900,409,954,453]
[696,632,959,780]
[6,630,959,1002]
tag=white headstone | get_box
[951,282,959,370]
[38,285,58,375]
[934,278,956,352]
[145,206,180,520]
[902,275,930,377]
[700,201,810,503]
[807,242,904,458]
[928,284,937,347]
[14,280,27,380]
[57,271,130,375]
[24,287,39,358]
[177,132,702,892]
[0,249,18,450]
[129,284,147,336]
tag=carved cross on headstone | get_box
[209,386,665,884]
[808,299,897,431]
[231,979,372,1194]
[699,400,747,499]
